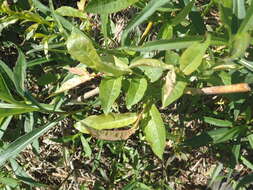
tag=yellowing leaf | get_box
[52,74,93,95]
[56,6,88,19]
[162,80,187,108]
[162,70,176,108]
[66,31,101,69]
[179,37,210,75]
[143,104,166,159]
[75,112,138,130]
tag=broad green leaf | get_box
[66,30,101,70]
[235,174,253,190]
[165,50,179,66]
[126,77,147,109]
[67,31,128,76]
[0,116,12,139]
[99,77,122,114]
[162,80,187,108]
[75,112,137,130]
[237,1,253,33]
[13,47,27,95]
[121,0,169,45]
[170,0,195,26]
[203,117,232,127]
[55,6,88,19]
[179,37,210,75]
[0,74,16,103]
[144,104,166,159]
[0,116,63,166]
[86,0,139,14]
[162,70,176,108]
[231,32,251,59]
[125,35,227,52]
[80,135,92,158]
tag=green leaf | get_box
[0,74,16,103]
[233,0,246,20]
[75,112,137,130]
[231,32,251,59]
[121,0,169,45]
[203,117,232,127]
[219,1,233,35]
[214,126,244,144]
[161,70,176,108]
[99,77,122,114]
[162,80,187,108]
[66,30,101,70]
[0,116,12,139]
[241,156,253,170]
[55,6,88,19]
[0,117,63,166]
[86,0,140,14]
[80,135,92,158]
[0,104,39,118]
[235,174,253,190]
[0,60,15,83]
[237,1,253,33]
[13,47,27,95]
[125,35,227,52]
[0,177,19,188]
[247,134,253,149]
[143,104,166,159]
[10,159,46,187]
[170,0,195,26]
[126,77,147,109]
[179,37,210,75]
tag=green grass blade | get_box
[0,116,64,166]
[0,116,12,139]
[13,47,27,96]
[121,0,169,45]
[237,1,253,33]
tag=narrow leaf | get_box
[247,134,253,149]
[13,47,27,95]
[121,0,169,45]
[126,77,147,109]
[162,70,176,108]
[231,32,251,59]
[99,76,122,114]
[76,112,137,130]
[144,104,166,159]
[170,0,195,26]
[0,74,16,103]
[180,37,210,75]
[0,117,63,166]
[0,116,12,139]
[203,117,232,127]
[80,135,92,158]
[235,174,253,190]
[237,1,253,33]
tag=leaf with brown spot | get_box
[162,70,176,108]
